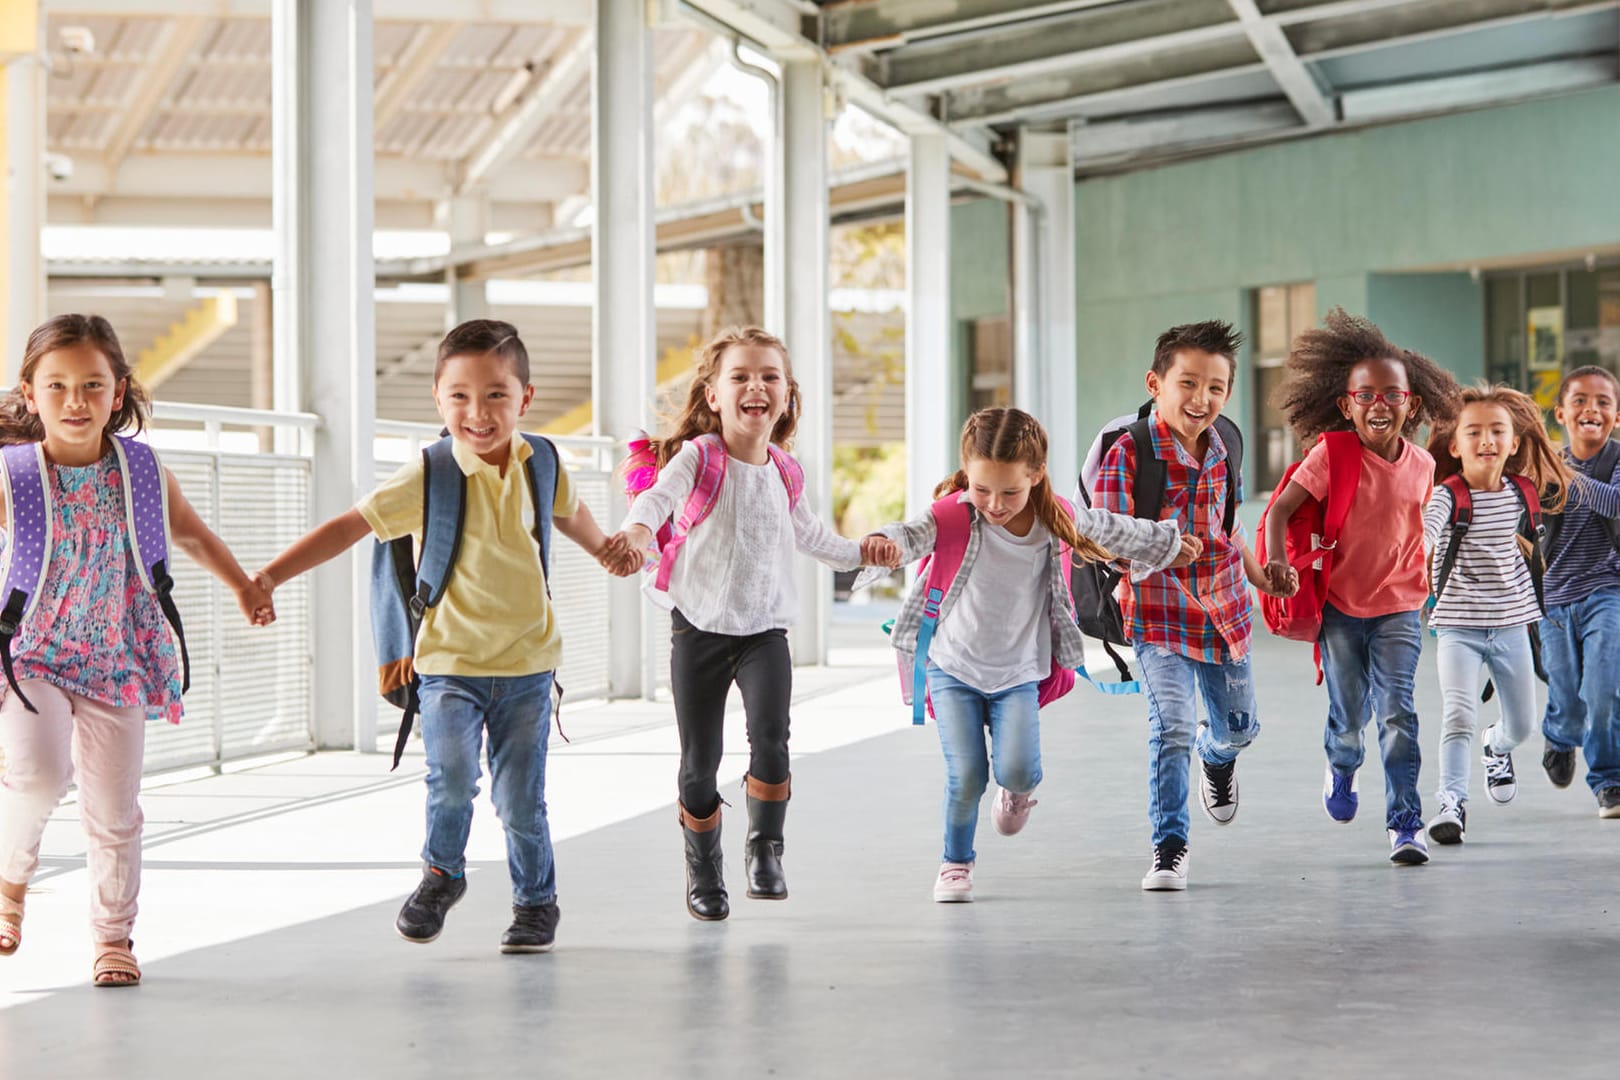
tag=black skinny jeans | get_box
[670,608,793,817]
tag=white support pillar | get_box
[781,58,830,665]
[443,190,488,327]
[272,0,376,750]
[905,132,952,520]
[592,0,655,699]
[1,43,44,384]
[1013,128,1078,486]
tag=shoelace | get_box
[1153,847,1186,872]
[1483,749,1514,782]
[510,905,557,932]
[1205,763,1235,806]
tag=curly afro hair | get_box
[1271,307,1461,447]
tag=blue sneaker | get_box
[1388,827,1429,865]
[1323,765,1358,823]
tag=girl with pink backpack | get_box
[607,326,897,922]
[870,407,1197,903]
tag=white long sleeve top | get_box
[620,440,863,636]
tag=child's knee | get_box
[1,752,73,802]
[945,765,989,805]
[993,759,1042,794]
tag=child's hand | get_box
[622,523,654,554]
[596,532,645,577]
[1168,533,1203,568]
[1254,562,1298,598]
[860,534,902,568]
[237,573,276,626]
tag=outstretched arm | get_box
[555,501,638,575]
[165,469,275,625]
[257,508,372,596]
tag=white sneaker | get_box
[1426,795,1466,845]
[1141,843,1189,891]
[932,862,974,902]
[1481,725,1518,804]
[1199,758,1238,825]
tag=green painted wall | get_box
[1074,85,1620,489]
[949,196,1011,436]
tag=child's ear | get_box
[1145,370,1161,398]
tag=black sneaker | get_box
[1141,841,1189,891]
[500,902,560,954]
[395,867,467,944]
[1481,726,1517,804]
[1599,787,1620,820]
[1199,759,1238,825]
[1544,747,1577,789]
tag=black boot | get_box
[679,803,728,921]
[744,774,790,900]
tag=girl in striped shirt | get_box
[1423,385,1570,844]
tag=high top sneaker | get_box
[1141,841,1189,891]
[1481,725,1518,804]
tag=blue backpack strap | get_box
[0,442,52,714]
[912,498,972,725]
[522,433,568,742]
[111,436,189,695]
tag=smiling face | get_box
[24,342,126,466]
[432,350,535,467]
[704,343,788,445]
[1556,372,1619,460]
[962,456,1042,534]
[1146,349,1232,457]
[1339,356,1417,459]
[1450,401,1519,483]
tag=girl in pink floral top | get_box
[0,315,273,988]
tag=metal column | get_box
[443,191,489,326]
[272,0,376,750]
[905,132,952,519]
[1,4,43,384]
[1013,129,1078,486]
[592,0,656,699]
[781,58,830,665]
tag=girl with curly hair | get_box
[1422,384,1570,846]
[1263,309,1461,866]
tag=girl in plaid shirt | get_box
[873,408,1197,903]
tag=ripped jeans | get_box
[1135,643,1260,847]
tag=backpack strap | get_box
[0,443,52,714]
[654,433,728,591]
[521,433,569,745]
[1504,472,1548,618]
[1214,415,1243,536]
[1126,417,1168,524]
[766,444,804,510]
[391,437,466,769]
[1431,475,1473,607]
[911,495,971,725]
[110,436,189,696]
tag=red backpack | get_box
[1255,431,1362,680]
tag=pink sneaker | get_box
[992,787,1038,836]
[932,862,974,902]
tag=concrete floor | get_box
[2,618,1619,1079]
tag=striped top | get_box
[1422,482,1540,629]
[1544,448,1620,608]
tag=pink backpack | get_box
[621,431,804,590]
[897,493,1080,724]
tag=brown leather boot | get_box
[678,802,728,921]
[744,774,789,900]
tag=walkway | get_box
[2,619,1617,1078]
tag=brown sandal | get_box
[92,940,141,987]
[0,892,21,957]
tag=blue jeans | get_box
[925,664,1041,865]
[1319,605,1424,831]
[1542,587,1620,793]
[417,671,557,906]
[1135,643,1259,846]
[1434,627,1537,805]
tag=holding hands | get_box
[860,534,903,569]
[1257,558,1300,598]
[595,530,646,577]
[1167,532,1203,569]
[236,573,276,627]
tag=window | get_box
[966,316,1011,412]
[1252,282,1315,492]
[1484,263,1620,417]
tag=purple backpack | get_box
[0,435,189,713]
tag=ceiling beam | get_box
[457,32,590,194]
[101,17,208,183]
[1338,54,1617,121]
[1225,0,1335,127]
[821,0,1115,52]
[42,0,591,23]
[374,22,461,133]
[1071,101,1301,165]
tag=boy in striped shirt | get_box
[1096,321,1296,891]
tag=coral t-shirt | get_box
[1290,436,1433,618]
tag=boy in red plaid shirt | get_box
[1096,320,1296,891]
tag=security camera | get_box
[43,152,73,182]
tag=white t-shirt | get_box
[928,519,1053,694]
[1423,483,1541,629]
[620,440,863,636]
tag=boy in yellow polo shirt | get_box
[257,320,630,954]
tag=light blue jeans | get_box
[418,671,557,906]
[1434,627,1537,804]
[1541,588,1620,793]
[1319,605,1424,831]
[925,664,1041,865]
[1135,643,1259,847]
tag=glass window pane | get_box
[1287,283,1316,342]
[1568,269,1599,331]
[1486,276,1522,389]
[1256,287,1288,356]
[1527,272,1560,309]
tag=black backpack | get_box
[1070,401,1243,683]
[1544,439,1620,558]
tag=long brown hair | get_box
[935,407,1113,564]
[644,325,800,468]
[1427,383,1569,513]
[0,314,150,446]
